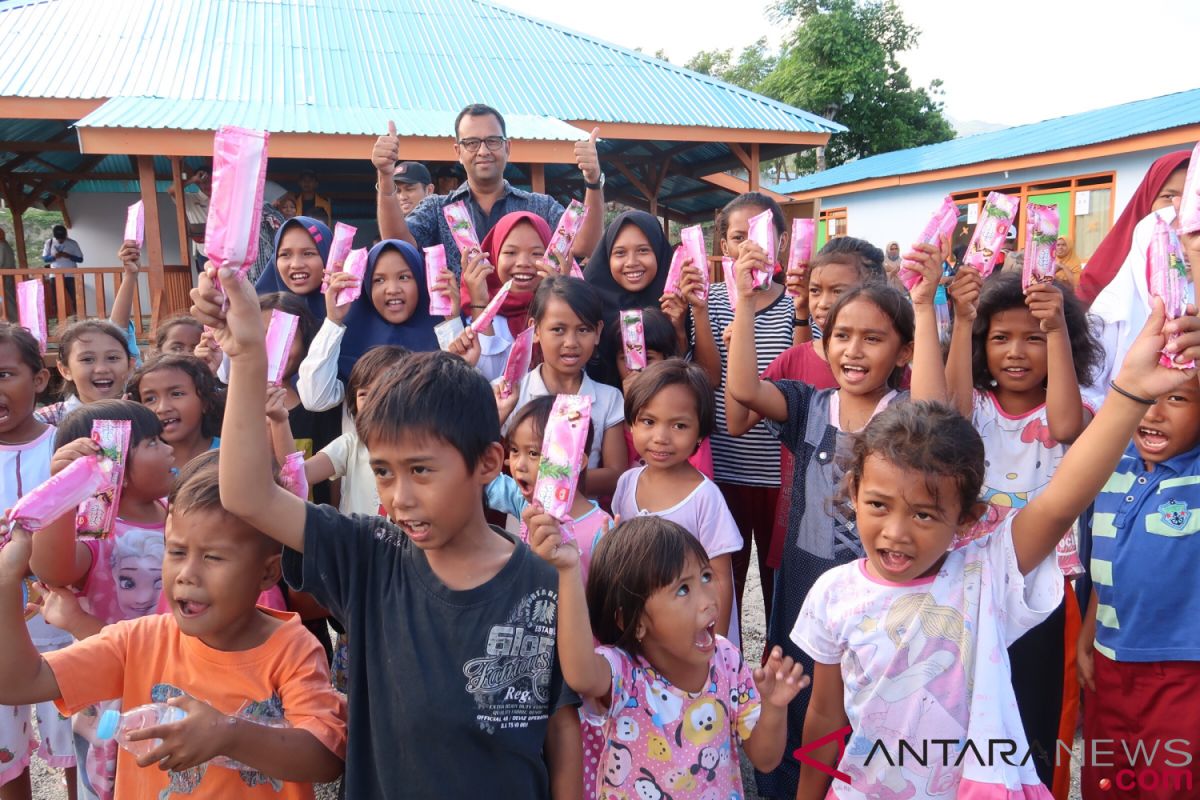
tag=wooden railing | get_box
[0,265,195,347]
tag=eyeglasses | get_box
[457,136,507,153]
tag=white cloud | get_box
[495,0,1200,127]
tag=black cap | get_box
[393,161,433,186]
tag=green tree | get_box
[684,38,777,93]
[763,0,954,171]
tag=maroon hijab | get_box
[458,211,553,337]
[1078,150,1190,305]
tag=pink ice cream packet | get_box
[546,200,589,274]
[1148,213,1195,370]
[722,257,738,311]
[786,218,816,297]
[680,225,709,302]
[335,248,369,306]
[1179,140,1200,234]
[471,279,514,334]
[532,394,593,533]
[124,201,145,248]
[746,209,776,289]
[569,259,585,280]
[75,420,131,539]
[662,246,687,298]
[1022,203,1060,289]
[265,309,299,385]
[962,192,1019,278]
[443,201,484,258]
[321,223,358,293]
[8,455,112,532]
[621,309,647,371]
[280,451,308,499]
[17,279,47,354]
[205,126,269,294]
[499,325,536,400]
[1056,523,1084,578]
[424,245,454,316]
[899,196,958,291]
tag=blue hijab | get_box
[337,239,440,380]
[254,216,331,321]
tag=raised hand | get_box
[679,261,707,308]
[461,248,494,308]
[193,328,223,375]
[50,436,100,476]
[448,326,482,369]
[118,242,141,274]
[265,385,290,423]
[734,242,768,301]
[752,646,811,708]
[1114,299,1200,401]
[948,266,982,321]
[1025,282,1065,333]
[372,120,400,179]
[188,267,265,359]
[903,238,947,308]
[522,503,579,570]
[575,128,601,185]
[492,376,520,424]
[323,271,359,326]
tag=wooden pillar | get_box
[661,206,670,237]
[11,207,27,270]
[530,163,545,194]
[170,157,190,265]
[749,144,761,192]
[136,156,165,333]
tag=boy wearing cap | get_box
[393,161,435,215]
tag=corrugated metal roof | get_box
[772,88,1200,194]
[0,0,844,135]
[77,96,586,139]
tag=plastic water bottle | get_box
[97,703,290,770]
[96,704,187,757]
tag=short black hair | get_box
[53,399,164,469]
[0,322,45,377]
[507,394,596,460]
[454,104,507,138]
[970,272,1102,389]
[154,314,204,352]
[816,236,885,282]
[356,350,499,470]
[822,283,914,388]
[52,224,67,238]
[55,319,135,397]
[346,344,409,419]
[128,354,225,439]
[170,450,281,555]
[530,276,603,329]
[623,358,715,440]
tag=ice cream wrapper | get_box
[680,225,709,301]
[424,245,454,316]
[662,246,687,298]
[621,309,647,371]
[206,126,269,293]
[1148,213,1195,369]
[746,209,776,289]
[75,420,131,538]
[568,259,585,280]
[546,200,589,274]
[280,451,308,499]
[722,257,738,311]
[471,279,514,334]
[8,455,112,532]
[335,248,369,306]
[1056,521,1084,578]
[1179,140,1200,234]
[442,201,483,257]
[1021,203,1060,289]
[265,309,299,385]
[962,192,1019,278]
[321,223,358,292]
[500,325,535,399]
[899,196,958,290]
[17,279,46,354]
[786,218,816,297]
[124,201,145,248]
[434,317,465,351]
[532,394,592,532]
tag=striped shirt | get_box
[697,283,795,486]
[1090,444,1200,662]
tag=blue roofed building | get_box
[772,89,1200,259]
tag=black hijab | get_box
[583,210,673,325]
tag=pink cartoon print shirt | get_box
[80,514,165,625]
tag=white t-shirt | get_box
[791,519,1061,799]
[319,431,378,516]
[507,364,624,470]
[612,466,744,643]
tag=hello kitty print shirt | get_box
[584,637,761,800]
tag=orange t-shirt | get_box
[45,608,346,799]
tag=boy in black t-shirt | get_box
[192,266,581,799]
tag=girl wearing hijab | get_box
[1077,150,1189,304]
[297,239,443,414]
[582,210,673,386]
[254,215,331,320]
[1053,236,1083,288]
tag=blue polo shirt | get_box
[404,180,566,276]
[1090,443,1200,662]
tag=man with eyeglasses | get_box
[372,103,605,275]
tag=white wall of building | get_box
[817,145,1182,250]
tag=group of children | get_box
[0,155,1196,800]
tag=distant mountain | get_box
[949,116,1009,138]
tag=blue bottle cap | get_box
[97,708,120,741]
